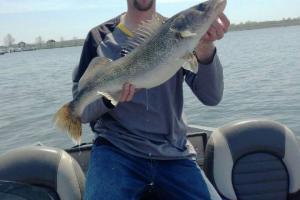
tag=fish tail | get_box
[53,102,82,144]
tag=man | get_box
[73,0,230,199]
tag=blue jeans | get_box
[84,140,221,200]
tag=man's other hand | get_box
[119,83,136,102]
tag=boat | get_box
[0,118,299,200]
[0,50,6,55]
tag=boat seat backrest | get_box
[0,146,85,200]
[204,119,300,200]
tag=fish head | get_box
[169,0,226,39]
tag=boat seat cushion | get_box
[204,119,300,200]
[0,146,85,200]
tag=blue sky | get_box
[0,0,299,46]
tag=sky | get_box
[0,0,299,46]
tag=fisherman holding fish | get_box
[55,0,229,199]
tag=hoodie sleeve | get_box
[72,31,112,123]
[184,49,224,106]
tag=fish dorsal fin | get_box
[79,57,111,89]
[122,14,165,55]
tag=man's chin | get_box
[133,0,154,11]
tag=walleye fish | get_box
[54,0,227,143]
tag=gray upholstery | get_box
[204,119,300,200]
[0,146,85,200]
[222,120,286,160]
[233,153,288,200]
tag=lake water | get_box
[0,26,299,154]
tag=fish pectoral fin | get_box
[87,56,112,71]
[181,52,198,73]
[171,28,197,38]
[97,91,118,106]
[79,57,112,89]
[179,30,197,38]
[87,57,112,73]
[92,56,112,65]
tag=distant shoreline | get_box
[229,18,300,32]
[1,18,299,52]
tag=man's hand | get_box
[203,13,230,42]
[194,13,230,63]
[102,83,136,108]
[119,83,136,102]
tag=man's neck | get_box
[123,7,156,32]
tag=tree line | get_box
[2,34,84,49]
[229,17,300,31]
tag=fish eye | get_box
[197,2,207,12]
[173,15,186,30]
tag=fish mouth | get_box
[196,0,227,14]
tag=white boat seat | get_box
[204,119,300,200]
[0,146,85,200]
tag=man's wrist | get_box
[194,41,216,65]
